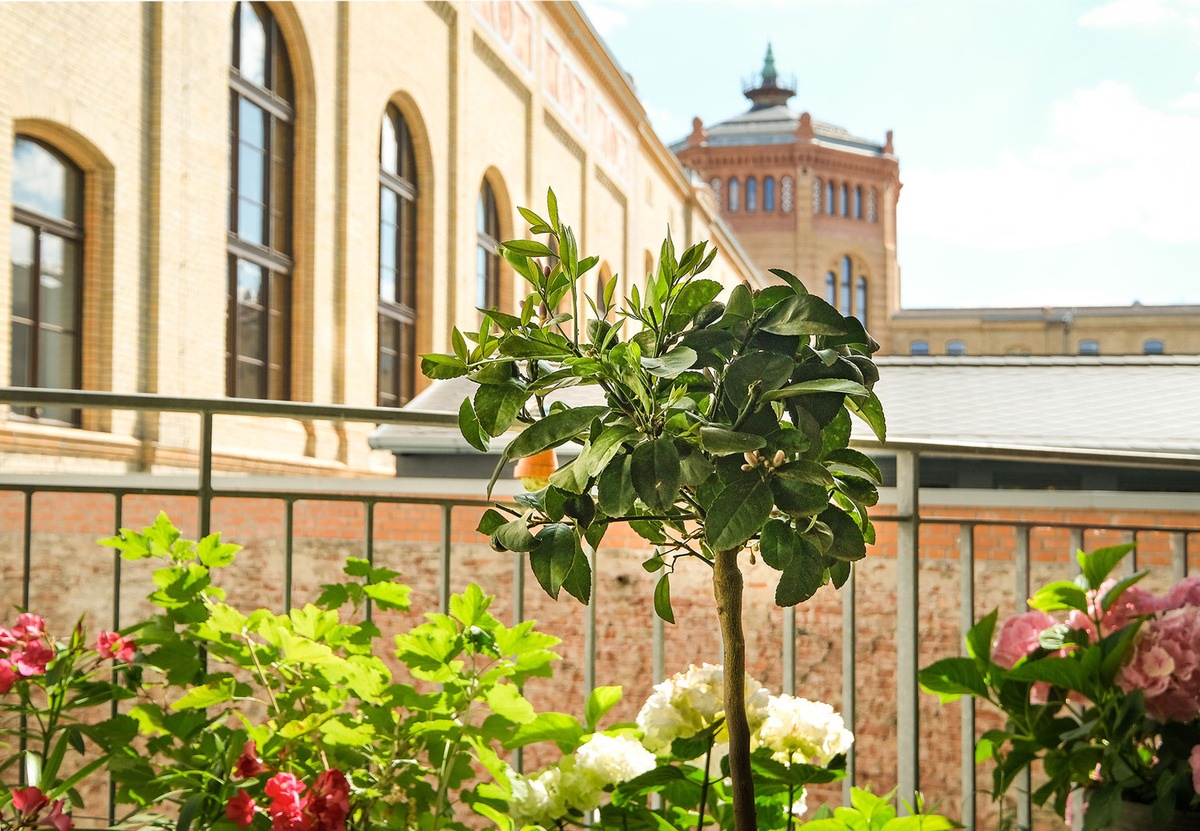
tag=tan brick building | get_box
[0,0,761,474]
[674,46,1200,359]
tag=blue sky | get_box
[578,0,1200,309]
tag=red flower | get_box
[11,786,49,816]
[41,799,73,831]
[234,740,267,779]
[12,641,53,676]
[96,631,136,662]
[226,790,258,828]
[0,628,17,653]
[307,769,350,831]
[0,662,17,693]
[265,773,311,831]
[12,614,45,640]
[264,772,305,803]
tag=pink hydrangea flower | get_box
[96,631,136,663]
[1116,606,1200,722]
[1068,580,1160,642]
[1165,577,1200,611]
[1191,745,1200,794]
[993,611,1057,668]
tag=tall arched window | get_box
[854,186,863,220]
[855,275,867,328]
[839,256,852,316]
[746,176,757,212]
[728,177,740,212]
[378,105,418,408]
[228,0,294,400]
[764,176,776,212]
[825,272,836,306]
[840,184,849,218]
[10,136,83,424]
[825,181,834,215]
[477,180,501,310]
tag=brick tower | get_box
[673,45,901,347]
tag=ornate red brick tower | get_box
[674,45,901,347]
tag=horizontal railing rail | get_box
[1,388,1198,831]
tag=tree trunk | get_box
[714,547,757,831]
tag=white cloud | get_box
[1079,0,1200,31]
[578,0,634,38]
[900,80,1200,255]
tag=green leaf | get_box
[654,573,675,624]
[495,519,536,553]
[477,509,508,535]
[724,284,754,320]
[758,294,847,336]
[176,794,204,831]
[724,351,794,409]
[776,543,826,607]
[170,678,237,710]
[598,454,634,516]
[458,397,489,453]
[507,406,607,459]
[699,426,766,455]
[583,425,636,478]
[1028,581,1089,614]
[819,505,867,561]
[485,684,537,724]
[631,437,681,513]
[642,347,698,379]
[966,609,998,666]
[1078,542,1136,589]
[362,581,412,611]
[518,205,550,230]
[881,816,961,831]
[561,546,592,605]
[1005,656,1087,692]
[585,686,623,731]
[761,378,869,403]
[767,268,808,295]
[918,657,988,703]
[705,480,772,551]
[847,392,887,442]
[1101,571,1150,613]
[547,187,560,230]
[503,712,586,752]
[196,533,240,568]
[474,381,527,437]
[530,523,578,598]
[421,353,469,380]
[823,448,883,485]
[503,239,555,258]
[759,520,797,570]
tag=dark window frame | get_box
[763,176,775,212]
[227,0,294,400]
[10,136,84,426]
[377,105,419,408]
[477,179,501,311]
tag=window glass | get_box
[840,184,848,217]
[855,276,867,328]
[1078,339,1100,356]
[477,180,500,311]
[1143,339,1164,355]
[947,340,966,356]
[825,272,836,306]
[237,1,267,85]
[839,256,852,315]
[854,186,863,219]
[825,181,834,215]
[728,178,739,212]
[910,340,930,356]
[764,176,775,212]
[746,177,757,212]
[12,137,80,222]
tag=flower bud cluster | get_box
[741,449,787,473]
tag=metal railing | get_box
[1,388,1199,831]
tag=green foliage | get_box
[797,787,961,831]
[424,191,885,620]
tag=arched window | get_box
[378,105,418,408]
[840,183,849,217]
[910,340,930,357]
[746,176,757,212]
[825,181,834,215]
[1143,339,1165,355]
[10,136,83,424]
[1078,339,1100,356]
[764,176,775,212]
[228,0,294,400]
[855,276,867,328]
[728,177,740,213]
[781,176,794,212]
[824,272,836,306]
[839,256,852,316]
[854,186,863,220]
[946,340,966,357]
[477,179,501,310]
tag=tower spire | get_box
[762,43,777,86]
[743,44,795,110]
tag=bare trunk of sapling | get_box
[714,547,757,831]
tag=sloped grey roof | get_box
[370,356,1200,458]
[669,105,884,155]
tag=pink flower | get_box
[265,772,306,803]
[1165,577,1200,611]
[1069,580,1160,641]
[1191,746,1200,794]
[12,641,54,676]
[42,799,73,831]
[234,740,267,779]
[226,790,258,828]
[1117,606,1200,722]
[12,614,45,640]
[0,628,17,653]
[266,773,311,831]
[96,631,135,662]
[307,769,350,831]
[11,786,49,815]
[993,611,1058,669]
[0,662,17,693]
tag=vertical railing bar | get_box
[199,410,213,537]
[284,499,295,612]
[583,544,597,700]
[364,500,375,623]
[1172,532,1189,583]
[1069,527,1084,576]
[440,504,453,614]
[959,523,976,831]
[1128,529,1138,574]
[896,450,921,811]
[652,612,664,683]
[841,567,857,802]
[783,605,796,696]
[109,493,124,826]
[1015,525,1032,831]
[18,490,32,784]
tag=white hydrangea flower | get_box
[790,788,808,819]
[636,663,771,753]
[575,733,657,786]
[509,771,555,828]
[757,694,853,766]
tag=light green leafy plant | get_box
[423,191,886,831]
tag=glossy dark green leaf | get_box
[705,480,772,551]
[473,380,527,437]
[775,545,825,606]
[495,519,536,553]
[775,459,833,487]
[1100,571,1150,613]
[631,437,681,514]
[761,378,869,403]
[767,268,808,295]
[598,454,634,517]
[503,239,555,258]
[759,519,797,571]
[724,284,754,320]
[1078,543,1136,590]
[1005,657,1087,692]
[824,448,882,485]
[847,391,887,442]
[724,351,794,410]
[641,347,697,379]
[966,609,998,666]
[654,573,675,624]
[421,353,469,380]
[457,398,489,453]
[819,505,866,561]
[530,523,576,598]
[758,294,847,336]
[698,426,766,456]
[919,657,989,703]
[562,545,592,604]
[507,406,607,459]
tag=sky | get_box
[577,0,1200,310]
